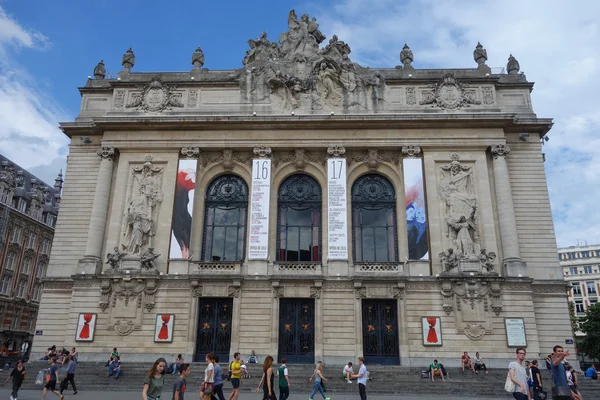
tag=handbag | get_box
[551,386,572,400]
[35,370,44,385]
[60,378,69,391]
[203,382,214,394]
[504,372,516,392]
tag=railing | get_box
[355,262,403,274]
[273,262,321,275]
[192,262,240,274]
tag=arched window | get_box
[202,175,248,262]
[277,174,322,262]
[352,174,398,263]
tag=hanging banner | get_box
[248,159,271,259]
[169,159,197,259]
[403,158,429,260]
[327,158,348,260]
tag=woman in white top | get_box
[202,352,215,400]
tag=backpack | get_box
[226,362,233,381]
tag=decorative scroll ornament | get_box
[278,174,321,203]
[420,74,480,109]
[180,147,200,159]
[402,145,421,158]
[463,324,486,340]
[327,146,346,157]
[228,286,241,298]
[114,319,135,336]
[253,146,272,158]
[273,286,284,298]
[126,77,183,112]
[354,287,366,299]
[97,146,117,161]
[310,287,322,299]
[490,144,511,159]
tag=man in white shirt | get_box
[351,357,368,400]
[342,362,353,383]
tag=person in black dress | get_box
[255,355,276,400]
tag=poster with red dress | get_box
[75,313,97,342]
[154,314,175,343]
[422,317,442,346]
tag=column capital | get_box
[180,146,200,159]
[96,146,118,161]
[401,145,422,157]
[327,146,346,157]
[490,144,511,159]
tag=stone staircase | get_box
[2,361,597,398]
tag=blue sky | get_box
[0,0,599,247]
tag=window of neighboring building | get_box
[572,282,582,296]
[352,174,398,263]
[590,298,598,306]
[575,300,585,313]
[26,232,37,249]
[0,188,9,204]
[586,282,597,296]
[32,284,42,302]
[46,214,55,227]
[582,251,590,258]
[41,238,50,254]
[16,279,27,298]
[10,226,21,243]
[0,273,13,295]
[4,251,17,271]
[36,262,46,279]
[569,267,578,275]
[28,311,37,330]
[567,252,576,259]
[17,198,27,213]
[21,257,32,275]
[11,309,20,329]
[584,266,593,274]
[201,175,248,262]
[276,174,322,262]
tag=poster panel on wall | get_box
[169,159,197,259]
[403,158,429,260]
[248,159,271,259]
[327,158,348,260]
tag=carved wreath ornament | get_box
[420,74,480,109]
[127,77,183,112]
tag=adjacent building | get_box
[31,10,573,366]
[560,244,600,336]
[0,154,62,357]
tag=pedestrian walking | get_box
[255,355,276,400]
[278,357,290,400]
[41,356,64,400]
[5,359,25,400]
[173,363,190,400]
[226,352,242,400]
[351,357,368,400]
[308,361,329,400]
[60,354,78,395]
[508,347,528,400]
[142,357,166,400]
[211,355,226,400]
[201,352,215,400]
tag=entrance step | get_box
[2,361,595,398]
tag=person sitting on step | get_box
[461,351,474,374]
[247,350,259,364]
[430,359,445,382]
[342,362,354,383]
[473,352,489,374]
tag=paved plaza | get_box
[0,389,508,400]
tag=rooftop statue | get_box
[400,44,413,67]
[506,54,520,75]
[473,42,487,65]
[122,48,135,70]
[94,60,106,80]
[191,47,205,69]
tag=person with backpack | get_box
[5,359,26,400]
[278,358,290,400]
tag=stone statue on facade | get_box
[140,248,160,270]
[439,153,479,258]
[106,246,124,269]
[122,155,163,255]
[316,62,342,108]
[507,54,520,75]
[400,44,414,67]
[479,249,497,272]
[439,248,459,272]
[94,60,106,80]
[122,48,135,70]
[473,42,491,75]
[191,47,205,69]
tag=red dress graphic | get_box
[426,318,438,343]
[78,314,93,339]
[158,315,171,340]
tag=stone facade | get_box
[0,154,62,358]
[32,11,572,366]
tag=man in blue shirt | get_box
[211,355,226,400]
[585,364,598,380]
[60,355,78,395]
[108,356,121,379]
[551,345,570,387]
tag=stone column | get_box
[78,146,117,274]
[490,144,526,276]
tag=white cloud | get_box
[0,6,68,186]
[310,0,600,247]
